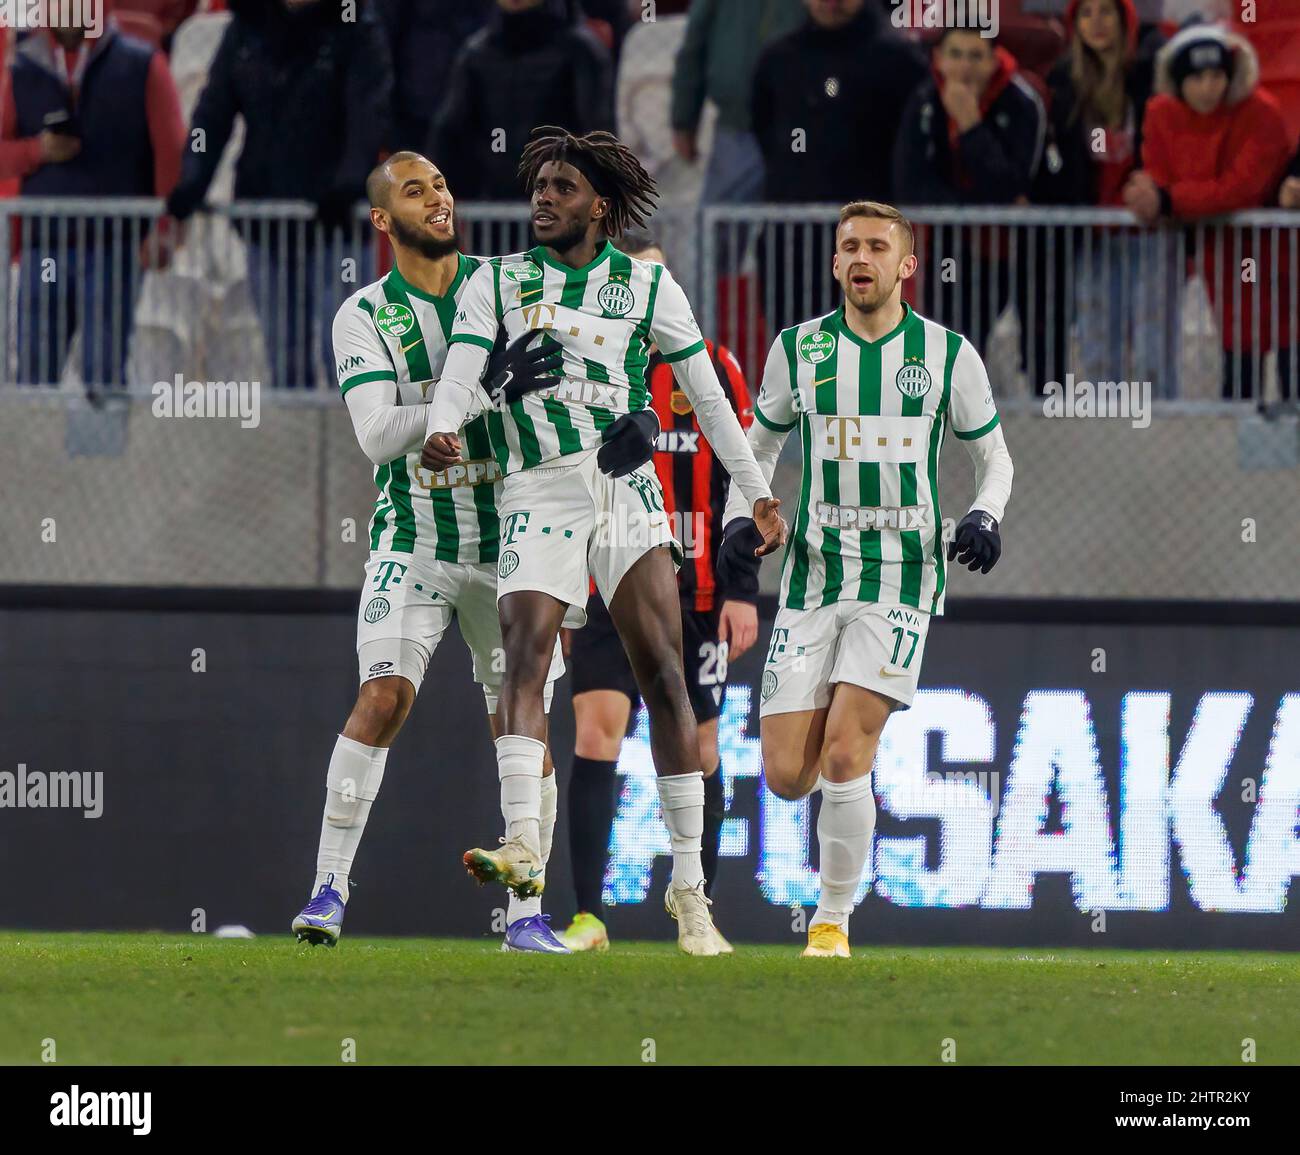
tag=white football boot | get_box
[665,880,723,956]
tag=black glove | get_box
[485,331,564,407]
[715,517,764,600]
[597,409,660,477]
[947,509,1001,574]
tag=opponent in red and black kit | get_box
[559,232,760,952]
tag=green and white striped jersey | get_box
[756,304,1000,615]
[333,255,499,564]
[446,241,706,473]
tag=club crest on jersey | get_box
[670,388,692,415]
[502,261,542,283]
[895,356,932,399]
[373,303,415,339]
[597,281,635,317]
[761,671,778,701]
[363,596,390,623]
[797,330,835,365]
[498,549,520,579]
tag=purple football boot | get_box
[292,873,346,946]
[501,914,571,954]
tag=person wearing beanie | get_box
[1036,0,1172,395]
[1125,22,1293,400]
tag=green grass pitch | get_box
[1,933,1297,1065]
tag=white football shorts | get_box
[355,551,563,712]
[493,447,679,628]
[758,600,931,716]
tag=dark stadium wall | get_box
[1,603,1297,950]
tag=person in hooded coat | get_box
[1124,21,1293,400]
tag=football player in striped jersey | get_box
[293,152,570,953]
[718,201,1013,957]
[559,231,759,954]
[422,128,787,955]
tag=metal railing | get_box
[0,198,1296,407]
[702,205,1300,407]
[0,198,534,395]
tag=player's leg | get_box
[604,547,724,953]
[800,683,891,959]
[464,466,593,896]
[294,555,446,945]
[756,603,840,801]
[562,592,638,951]
[466,589,568,886]
[680,607,728,903]
[801,604,930,958]
[458,555,571,926]
[697,718,721,887]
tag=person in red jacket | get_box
[1124,22,1293,400]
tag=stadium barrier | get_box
[701,204,1300,405]
[2,599,1296,949]
[0,199,1297,599]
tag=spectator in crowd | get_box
[159,0,393,388]
[1037,0,1172,393]
[375,0,492,153]
[893,29,1052,388]
[1125,22,1293,399]
[671,0,803,207]
[0,0,185,388]
[752,0,926,328]
[754,0,926,206]
[428,0,613,200]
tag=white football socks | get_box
[497,734,544,858]
[508,770,557,925]
[812,774,876,929]
[657,771,705,890]
[314,734,389,905]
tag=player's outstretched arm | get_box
[948,338,1014,574]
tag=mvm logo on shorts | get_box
[417,458,501,489]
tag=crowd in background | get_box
[0,0,1297,396]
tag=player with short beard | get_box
[422,127,786,955]
[292,151,572,953]
[717,201,1014,957]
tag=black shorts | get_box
[569,592,729,724]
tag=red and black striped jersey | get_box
[649,339,753,612]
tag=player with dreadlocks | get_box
[421,126,786,954]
